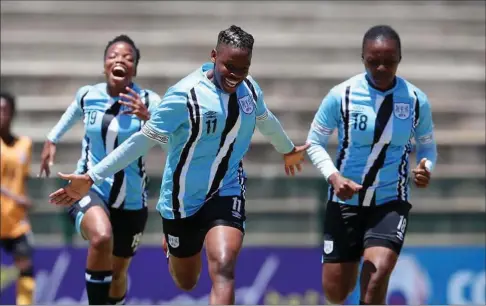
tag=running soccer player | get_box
[48,25,309,305]
[0,92,36,305]
[306,25,437,305]
[39,35,160,305]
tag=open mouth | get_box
[111,65,127,80]
[224,78,240,89]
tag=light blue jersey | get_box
[87,62,295,219]
[307,73,437,206]
[47,82,161,210]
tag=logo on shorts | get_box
[323,240,334,254]
[394,103,410,120]
[131,232,143,252]
[78,195,92,208]
[167,234,179,248]
[238,95,255,114]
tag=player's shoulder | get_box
[240,75,262,101]
[244,75,260,90]
[168,65,208,96]
[396,76,429,106]
[329,73,366,97]
[16,136,32,150]
[141,88,160,98]
[75,84,96,96]
[140,88,162,103]
[73,83,106,109]
[76,82,108,99]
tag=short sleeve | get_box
[141,89,188,144]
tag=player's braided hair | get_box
[362,25,402,58]
[104,34,141,66]
[217,25,254,51]
[0,92,16,117]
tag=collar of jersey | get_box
[101,82,142,100]
[363,74,399,95]
[199,62,228,94]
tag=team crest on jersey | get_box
[323,240,334,254]
[238,95,255,114]
[167,234,179,248]
[394,103,410,120]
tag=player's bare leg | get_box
[360,246,399,304]
[82,206,113,268]
[205,225,244,305]
[162,236,202,291]
[322,262,360,304]
[109,256,132,304]
[81,206,113,304]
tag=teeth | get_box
[113,66,126,73]
[225,79,238,88]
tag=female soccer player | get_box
[308,25,437,304]
[0,92,36,305]
[39,35,160,305]
[48,25,309,305]
[307,25,437,305]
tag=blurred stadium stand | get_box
[1,0,484,246]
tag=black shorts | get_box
[67,190,148,258]
[162,195,246,258]
[322,200,412,263]
[0,233,34,258]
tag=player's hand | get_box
[49,172,94,207]
[412,158,431,188]
[328,172,362,201]
[119,87,150,121]
[283,143,311,176]
[39,140,57,177]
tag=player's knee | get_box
[361,259,394,297]
[174,277,198,292]
[170,269,199,291]
[111,269,127,284]
[368,266,392,290]
[18,263,34,278]
[322,270,356,304]
[209,257,236,283]
[90,230,113,253]
[323,282,353,304]
[168,261,200,291]
[14,257,33,274]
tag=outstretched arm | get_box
[49,89,188,206]
[256,108,295,154]
[49,131,159,206]
[251,81,310,175]
[87,130,159,184]
[40,87,88,177]
[46,99,84,143]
